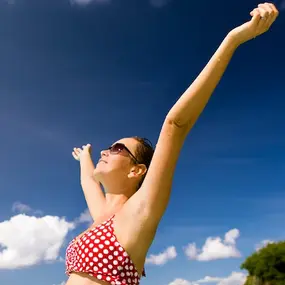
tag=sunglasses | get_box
[107,143,140,164]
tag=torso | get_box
[65,206,157,285]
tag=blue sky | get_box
[0,0,284,285]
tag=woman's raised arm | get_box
[130,3,279,224]
[72,144,106,222]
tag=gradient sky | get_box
[0,1,284,285]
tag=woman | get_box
[67,3,279,285]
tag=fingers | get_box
[72,147,82,161]
[72,144,92,160]
[72,151,79,160]
[74,147,82,155]
[82,144,91,150]
[268,3,279,21]
[82,144,92,155]
[250,3,279,36]
[257,3,274,32]
[250,9,261,26]
[258,3,271,18]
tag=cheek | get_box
[109,156,130,171]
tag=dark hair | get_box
[132,136,154,189]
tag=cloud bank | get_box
[0,203,93,269]
[0,214,74,269]
[184,229,241,261]
[169,272,247,285]
[146,246,177,265]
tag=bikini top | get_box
[65,215,146,285]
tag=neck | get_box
[101,180,136,213]
[104,193,128,212]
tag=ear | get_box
[128,164,147,179]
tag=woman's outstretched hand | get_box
[229,2,279,46]
[72,144,92,161]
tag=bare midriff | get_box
[66,272,111,285]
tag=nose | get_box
[100,149,109,157]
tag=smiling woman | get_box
[66,3,279,285]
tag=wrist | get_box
[225,31,242,49]
[80,151,92,161]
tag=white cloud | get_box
[224,229,239,245]
[12,202,43,216]
[184,243,198,259]
[12,202,32,214]
[169,279,192,285]
[197,276,223,283]
[73,209,93,226]
[53,282,66,285]
[169,272,247,285]
[217,272,246,285]
[184,229,241,261]
[255,239,274,251]
[146,246,177,265]
[0,214,75,269]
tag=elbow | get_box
[163,116,192,139]
[165,115,193,130]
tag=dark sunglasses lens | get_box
[110,143,124,153]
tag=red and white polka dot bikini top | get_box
[65,214,146,285]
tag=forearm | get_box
[77,152,105,220]
[79,154,96,180]
[167,33,240,127]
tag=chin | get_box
[93,167,109,181]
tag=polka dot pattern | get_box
[65,215,145,285]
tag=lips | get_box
[98,159,107,164]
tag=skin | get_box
[67,3,279,285]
